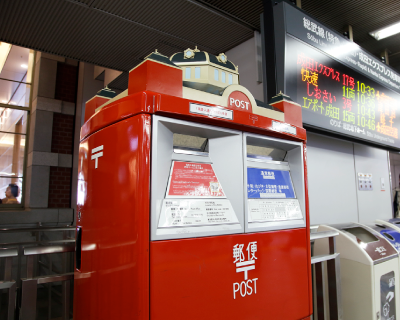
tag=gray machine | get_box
[314,223,400,320]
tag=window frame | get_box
[0,51,35,209]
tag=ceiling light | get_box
[21,64,28,69]
[0,42,12,74]
[369,21,400,40]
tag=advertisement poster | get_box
[247,168,295,199]
[166,161,225,198]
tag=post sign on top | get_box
[272,1,400,149]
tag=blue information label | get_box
[247,168,295,199]
[379,229,400,252]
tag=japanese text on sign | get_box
[233,241,259,299]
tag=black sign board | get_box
[274,2,400,149]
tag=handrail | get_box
[24,244,75,256]
[310,231,339,241]
[311,253,339,264]
[0,239,75,247]
[0,248,18,258]
[310,229,342,320]
[0,226,74,232]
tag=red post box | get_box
[74,49,312,319]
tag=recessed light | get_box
[21,64,28,69]
[369,21,400,40]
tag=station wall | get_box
[307,132,392,225]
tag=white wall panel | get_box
[307,133,358,225]
[354,144,392,223]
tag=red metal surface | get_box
[81,91,307,143]
[303,143,313,313]
[76,58,312,319]
[128,60,182,97]
[150,229,311,320]
[271,100,303,128]
[73,114,151,320]
[227,90,253,113]
[84,96,110,123]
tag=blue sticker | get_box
[380,229,400,252]
[247,168,295,199]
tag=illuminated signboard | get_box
[274,2,400,149]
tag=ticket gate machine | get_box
[74,49,312,319]
[314,223,400,320]
[377,218,400,235]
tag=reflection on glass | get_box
[229,74,233,85]
[0,44,32,83]
[0,178,22,204]
[0,79,31,107]
[0,131,25,178]
[0,109,27,133]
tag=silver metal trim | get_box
[246,157,287,165]
[310,231,339,241]
[173,148,208,157]
[0,227,74,232]
[0,248,18,258]
[311,253,339,264]
[24,244,75,256]
[37,272,74,284]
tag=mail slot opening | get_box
[247,145,287,162]
[383,232,395,241]
[173,133,209,155]
[344,227,379,243]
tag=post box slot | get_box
[247,145,287,162]
[173,133,209,153]
[243,133,306,233]
[151,115,244,240]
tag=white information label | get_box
[248,199,302,222]
[272,121,297,135]
[189,103,233,120]
[158,199,239,228]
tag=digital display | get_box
[285,35,400,149]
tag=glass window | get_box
[221,72,226,83]
[0,178,23,204]
[185,67,191,79]
[195,67,201,79]
[229,74,233,85]
[214,69,219,81]
[0,42,34,207]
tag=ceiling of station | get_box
[0,0,399,76]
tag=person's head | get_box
[6,184,19,199]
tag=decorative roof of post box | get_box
[85,48,305,132]
[84,87,117,122]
